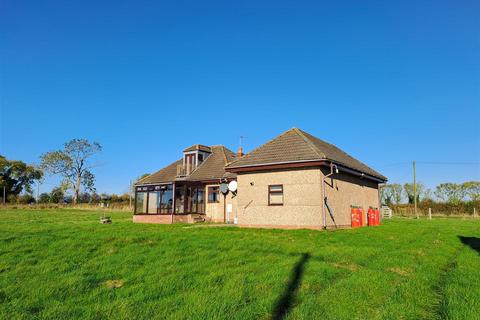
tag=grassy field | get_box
[0,209,479,320]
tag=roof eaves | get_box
[226,158,326,169]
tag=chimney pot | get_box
[237,147,244,157]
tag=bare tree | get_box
[41,139,102,204]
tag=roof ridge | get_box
[226,128,297,167]
[293,128,326,159]
[221,146,228,164]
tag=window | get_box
[135,185,174,214]
[197,188,205,213]
[268,185,284,206]
[175,185,185,214]
[208,186,219,203]
[191,186,205,213]
[135,192,146,214]
[148,191,160,214]
[159,185,173,214]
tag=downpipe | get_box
[321,163,338,229]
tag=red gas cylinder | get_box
[375,208,381,226]
[367,207,375,226]
[358,207,364,226]
[351,207,360,228]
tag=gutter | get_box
[329,162,387,183]
[227,159,386,183]
[226,159,325,169]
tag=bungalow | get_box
[133,145,238,224]
[133,128,387,228]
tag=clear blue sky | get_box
[1,0,479,195]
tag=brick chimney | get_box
[237,146,244,157]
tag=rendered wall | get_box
[321,167,380,227]
[235,167,380,229]
[236,168,323,228]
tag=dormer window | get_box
[184,153,196,175]
[177,145,212,177]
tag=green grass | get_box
[0,209,479,320]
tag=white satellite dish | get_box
[219,183,229,195]
[228,181,238,192]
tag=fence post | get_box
[428,208,432,220]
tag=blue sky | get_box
[1,0,479,195]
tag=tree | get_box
[91,192,101,204]
[404,182,425,204]
[50,187,65,204]
[434,183,466,204]
[78,192,92,203]
[38,193,51,204]
[17,194,36,204]
[422,188,434,201]
[462,181,480,202]
[380,184,404,205]
[41,139,102,204]
[0,155,43,202]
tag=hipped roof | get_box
[225,128,386,181]
[136,145,236,185]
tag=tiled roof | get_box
[136,159,182,185]
[183,144,212,152]
[136,146,236,185]
[225,128,386,181]
[188,146,236,181]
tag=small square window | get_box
[268,185,283,206]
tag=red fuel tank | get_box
[351,207,361,228]
[367,207,375,226]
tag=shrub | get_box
[17,194,36,204]
[38,193,51,204]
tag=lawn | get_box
[0,209,479,320]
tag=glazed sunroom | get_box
[133,144,236,216]
[135,183,206,215]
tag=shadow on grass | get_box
[272,253,310,320]
[459,236,480,254]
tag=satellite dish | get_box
[228,181,238,192]
[219,183,229,195]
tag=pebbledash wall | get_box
[235,167,380,229]
[205,183,238,223]
[321,167,380,227]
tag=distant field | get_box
[0,209,479,320]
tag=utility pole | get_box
[413,160,418,219]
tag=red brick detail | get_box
[173,215,190,223]
[133,215,173,224]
